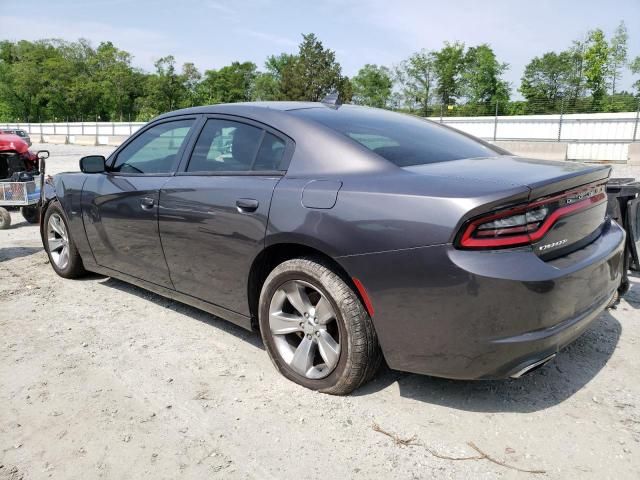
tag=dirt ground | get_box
[1,143,639,479]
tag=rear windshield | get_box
[291,106,500,167]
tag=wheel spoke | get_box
[283,282,313,316]
[315,297,334,325]
[289,336,315,376]
[59,246,69,267]
[317,330,340,370]
[48,237,64,252]
[50,215,64,236]
[270,311,303,335]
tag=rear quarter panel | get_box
[266,171,530,256]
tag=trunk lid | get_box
[404,156,610,198]
[405,156,611,257]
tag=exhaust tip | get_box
[510,353,556,379]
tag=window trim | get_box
[175,114,294,176]
[106,115,200,177]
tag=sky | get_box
[1,0,639,97]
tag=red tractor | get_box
[0,133,44,229]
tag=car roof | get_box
[152,102,396,177]
[154,101,328,121]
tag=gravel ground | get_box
[1,143,639,479]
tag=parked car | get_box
[40,100,624,394]
[1,129,31,146]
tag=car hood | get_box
[0,134,29,154]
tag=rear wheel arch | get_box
[247,243,368,329]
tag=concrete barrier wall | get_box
[106,135,130,146]
[439,111,638,162]
[40,134,130,147]
[629,143,640,165]
[493,141,568,161]
[69,135,98,146]
[42,135,68,144]
[3,113,639,162]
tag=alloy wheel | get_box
[47,213,70,270]
[268,280,341,379]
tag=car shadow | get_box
[621,275,640,310]
[0,246,42,262]
[93,273,622,412]
[355,309,622,413]
[98,276,264,350]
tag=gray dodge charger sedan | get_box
[41,100,624,394]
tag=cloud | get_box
[204,0,237,16]
[234,28,298,48]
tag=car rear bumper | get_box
[337,219,625,379]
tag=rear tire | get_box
[259,257,382,395]
[0,208,10,229]
[21,205,40,224]
[43,201,86,278]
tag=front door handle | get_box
[236,198,259,213]
[140,197,155,210]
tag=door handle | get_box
[140,197,155,210]
[236,198,259,213]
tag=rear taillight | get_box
[457,183,607,249]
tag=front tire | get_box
[259,257,381,395]
[43,202,86,278]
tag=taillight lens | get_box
[457,183,606,249]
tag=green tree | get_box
[631,56,640,95]
[196,61,256,104]
[136,56,186,119]
[181,62,202,108]
[462,44,510,108]
[0,40,58,121]
[395,50,435,115]
[279,33,349,102]
[566,40,587,103]
[520,51,574,109]
[94,41,140,120]
[252,54,297,100]
[433,41,466,106]
[584,29,610,104]
[351,64,393,108]
[608,21,628,95]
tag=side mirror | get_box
[80,155,106,173]
[36,150,50,160]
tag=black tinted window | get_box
[291,106,499,167]
[188,119,286,172]
[254,132,286,170]
[113,120,193,174]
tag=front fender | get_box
[40,173,95,264]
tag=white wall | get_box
[441,111,639,162]
[3,111,640,162]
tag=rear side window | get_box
[253,132,286,171]
[291,106,499,167]
[187,119,286,173]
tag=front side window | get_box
[112,119,194,174]
[187,119,287,173]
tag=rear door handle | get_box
[140,197,155,210]
[236,198,259,213]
